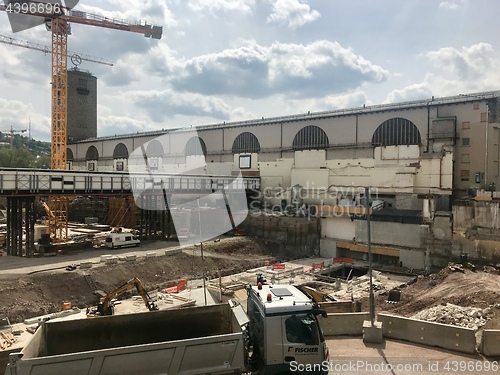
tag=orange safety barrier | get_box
[272,263,285,270]
[165,279,187,293]
[306,261,324,272]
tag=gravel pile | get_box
[411,303,492,330]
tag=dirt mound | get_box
[366,267,500,330]
[0,237,278,324]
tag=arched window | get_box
[66,148,73,161]
[372,118,421,146]
[113,143,129,159]
[146,140,164,157]
[185,137,207,156]
[292,125,329,150]
[232,132,260,154]
[85,146,99,161]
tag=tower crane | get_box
[0,34,114,66]
[1,1,162,243]
[3,126,27,148]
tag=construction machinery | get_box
[86,277,158,317]
[2,126,27,148]
[0,1,162,243]
[8,283,329,375]
[0,34,113,66]
[296,284,337,303]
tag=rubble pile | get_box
[411,303,492,330]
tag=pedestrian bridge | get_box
[0,168,260,196]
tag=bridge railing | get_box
[0,168,260,195]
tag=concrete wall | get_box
[480,330,500,356]
[319,313,370,336]
[320,238,338,259]
[399,248,425,269]
[241,215,320,259]
[453,202,500,232]
[449,201,500,265]
[432,214,453,241]
[321,217,356,241]
[377,313,476,354]
[452,237,500,265]
[318,312,479,355]
[355,221,425,249]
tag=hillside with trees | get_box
[0,132,50,168]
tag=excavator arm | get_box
[296,284,336,303]
[87,277,158,317]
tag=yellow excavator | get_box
[296,284,337,303]
[86,277,159,317]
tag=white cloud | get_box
[267,0,320,29]
[0,98,50,141]
[187,0,256,14]
[425,43,494,80]
[2,0,500,142]
[384,42,500,102]
[438,1,466,11]
[285,91,368,114]
[130,90,232,123]
[384,83,433,103]
[98,115,157,137]
[163,39,388,99]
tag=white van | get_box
[105,233,140,249]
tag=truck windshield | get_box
[285,314,319,345]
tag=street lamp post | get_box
[365,186,375,324]
[362,186,383,343]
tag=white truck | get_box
[104,232,140,249]
[4,284,328,375]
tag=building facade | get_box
[67,68,97,142]
[67,90,500,269]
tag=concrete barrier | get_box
[480,330,500,356]
[105,256,118,265]
[165,248,182,256]
[125,255,137,262]
[319,301,361,313]
[100,254,113,263]
[146,252,157,258]
[378,313,476,354]
[79,261,92,269]
[319,313,370,336]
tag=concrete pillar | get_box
[362,320,383,344]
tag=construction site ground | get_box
[0,236,499,373]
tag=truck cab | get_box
[247,284,328,375]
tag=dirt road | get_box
[0,237,278,323]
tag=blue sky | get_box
[1,0,500,141]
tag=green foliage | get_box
[0,133,51,168]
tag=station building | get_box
[67,90,500,269]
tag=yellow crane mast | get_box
[0,1,163,243]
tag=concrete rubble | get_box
[411,303,492,330]
[329,271,414,301]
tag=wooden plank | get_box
[336,241,400,257]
